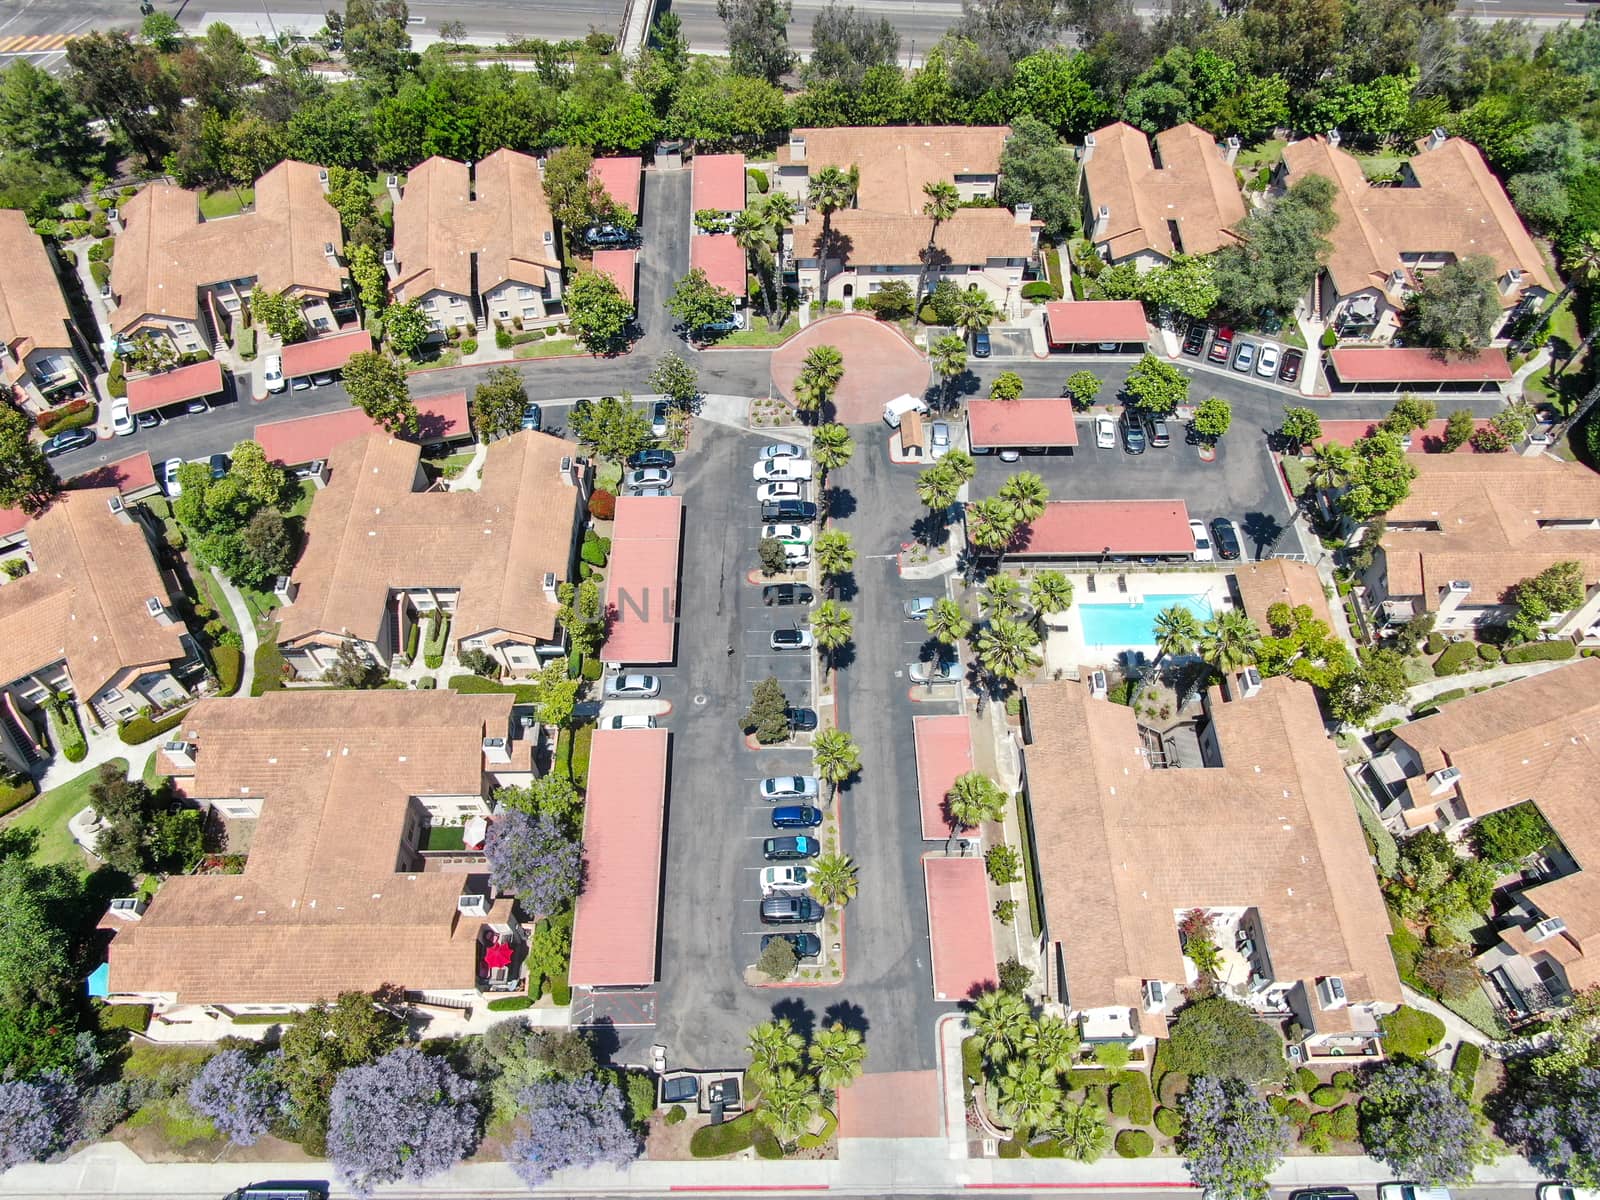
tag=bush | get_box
[424,653,444,669]
[691,1111,757,1157]
[1110,1082,1133,1117]
[582,657,603,682]
[98,1003,152,1032]
[666,1104,687,1124]
[1504,640,1577,663]
[118,705,191,745]
[1115,1129,1153,1158]
[581,531,610,567]
[1284,1098,1313,1127]
[1329,1103,1358,1141]
[90,259,110,290]
[213,645,243,696]
[1332,1070,1357,1091]
[1320,328,1338,349]
[1295,1066,1318,1093]
[1477,642,1501,662]
[1154,1106,1181,1136]
[1021,281,1054,300]
[1452,1042,1482,1092]
[1379,1005,1446,1058]
[0,776,38,817]
[1083,1083,1109,1111]
[588,489,616,520]
[486,995,533,1011]
[746,168,768,194]
[1122,1073,1154,1124]
[1434,641,1477,675]
[1310,1084,1344,1106]
[38,400,97,436]
[461,338,478,355]
[998,1137,1024,1158]
[496,328,513,349]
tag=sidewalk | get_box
[209,567,260,697]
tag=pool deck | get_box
[1043,570,1237,677]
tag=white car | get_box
[760,442,804,460]
[1094,415,1117,449]
[110,399,135,436]
[762,523,814,546]
[757,481,804,504]
[770,628,814,650]
[603,673,661,699]
[1377,1187,1452,1200]
[1538,1186,1600,1200]
[263,354,286,393]
[626,467,673,491]
[599,714,658,730]
[753,457,813,483]
[910,659,963,683]
[760,775,820,801]
[929,421,952,459]
[1189,519,1214,562]
[1256,343,1281,379]
[760,865,811,894]
[160,458,184,498]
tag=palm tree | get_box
[747,1018,804,1082]
[1151,604,1202,669]
[996,1057,1062,1129]
[927,598,971,648]
[966,496,1018,558]
[813,529,855,593]
[811,598,853,679]
[955,289,999,340]
[1307,441,1352,494]
[1023,1014,1079,1076]
[1198,610,1263,679]
[945,770,1006,831]
[1028,570,1074,629]
[942,447,976,485]
[976,617,1043,686]
[754,1065,823,1141]
[998,471,1049,526]
[811,422,853,486]
[810,726,859,802]
[794,344,844,416]
[968,988,1032,1065]
[809,1023,866,1092]
[930,333,967,410]
[809,852,859,907]
[732,205,780,327]
[917,461,961,543]
[1046,1097,1111,1163]
[808,164,859,308]
[980,572,1026,622]
[917,180,961,307]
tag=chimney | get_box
[382,249,398,281]
[1428,766,1463,796]
[1388,267,1406,294]
[308,459,330,489]
[1502,266,1525,296]
[323,241,340,268]
[789,135,806,162]
[108,208,123,235]
[107,897,147,922]
[106,495,131,524]
[542,571,559,602]
[1013,202,1033,226]
[1327,129,1341,148]
[1088,670,1108,699]
[1237,666,1263,699]
[1093,205,1109,240]
[557,454,579,488]
[162,740,196,769]
[273,575,298,606]
[1224,135,1240,166]
[457,891,490,917]
[1427,126,1448,152]
[1081,132,1096,163]
[145,595,176,627]
[543,229,554,250]
[1317,976,1347,1009]
[318,167,329,192]
[482,736,511,765]
[386,174,402,205]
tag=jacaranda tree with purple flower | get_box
[1501,1065,1600,1186]
[510,1074,640,1187]
[327,1047,480,1197]
[0,1071,78,1169]
[1177,1075,1289,1200]
[187,1049,284,1146]
[1359,1059,1489,1184]
[485,808,583,914]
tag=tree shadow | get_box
[584,1016,622,1063]
[1240,510,1286,559]
[823,1000,869,1037]
[912,512,948,546]
[828,570,859,603]
[825,641,858,673]
[822,486,855,521]
[771,996,816,1042]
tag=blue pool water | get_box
[1078,593,1215,648]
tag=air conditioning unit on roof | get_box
[1089,670,1108,699]
[457,893,489,917]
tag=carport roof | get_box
[1011,499,1193,558]
[69,452,158,499]
[923,857,996,1002]
[601,496,682,665]
[1045,300,1147,345]
[590,249,637,306]
[913,714,974,841]
[966,398,1080,449]
[569,727,669,988]
[254,392,469,466]
[692,153,746,213]
[690,235,747,299]
[125,359,224,414]
[281,330,372,378]
[1327,347,1511,383]
[590,156,642,215]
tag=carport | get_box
[923,856,996,1002]
[281,329,372,386]
[1004,499,1195,563]
[569,727,670,989]
[1326,347,1510,394]
[125,359,224,414]
[966,398,1079,455]
[1045,300,1148,353]
[68,452,160,501]
[689,235,747,305]
[602,496,683,665]
[913,714,975,841]
[591,249,638,308]
[254,392,471,468]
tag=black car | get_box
[761,499,817,523]
[1210,517,1242,561]
[628,448,675,470]
[1279,348,1304,384]
[208,453,231,479]
[1182,323,1207,356]
[763,835,819,861]
[135,410,162,430]
[972,329,992,357]
[763,583,815,606]
[584,223,632,248]
[1120,410,1147,454]
[42,428,96,457]
[761,932,822,959]
[1289,1190,1358,1200]
[760,895,824,925]
[786,706,818,732]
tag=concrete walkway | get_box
[1403,984,1495,1052]
[209,567,260,698]
[1366,656,1579,727]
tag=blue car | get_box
[771,805,823,829]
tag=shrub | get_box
[1310,1084,1344,1106]
[1378,1005,1446,1058]
[213,645,243,696]
[1329,1103,1358,1141]
[985,844,1021,885]
[1083,1083,1109,1111]
[582,657,603,682]
[1123,1074,1154,1124]
[1110,1082,1133,1117]
[1115,1129,1153,1157]
[1284,1098,1313,1127]
[691,1111,757,1157]
[1320,328,1338,349]
[1157,1071,1188,1107]
[666,1103,687,1124]
[496,328,513,349]
[747,167,768,193]
[1021,281,1054,300]
[581,532,610,567]
[1434,641,1477,675]
[461,338,478,355]
[588,489,616,520]
[998,1136,1024,1158]
[118,705,192,745]
[487,995,533,1011]
[1504,640,1577,663]
[1452,1042,1482,1092]
[1332,1070,1358,1091]
[753,1126,783,1158]
[98,1003,152,1032]
[1477,642,1501,662]
[1155,1106,1181,1136]
[1295,1066,1318,1093]
[90,259,111,289]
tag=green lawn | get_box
[7,759,127,869]
[195,569,242,640]
[715,317,799,349]
[285,478,317,518]
[1234,138,1286,177]
[197,188,253,219]
[1353,153,1405,180]
[1280,455,1311,498]
[514,338,585,359]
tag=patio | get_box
[1044,570,1236,676]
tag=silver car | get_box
[626,467,672,491]
[760,775,820,801]
[603,673,661,699]
[760,442,804,460]
[909,659,963,683]
[903,597,936,620]
[929,421,951,459]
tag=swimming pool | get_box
[1078,593,1215,648]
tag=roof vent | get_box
[1142,979,1168,1012]
[1447,579,1472,593]
[1089,670,1108,699]
[482,736,511,765]
[457,892,490,917]
[1317,975,1347,1008]
[1532,916,1569,941]
[1427,766,1462,795]
[145,596,164,618]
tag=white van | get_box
[883,393,929,428]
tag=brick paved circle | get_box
[770,313,931,426]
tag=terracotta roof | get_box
[913,715,975,841]
[601,497,681,665]
[1023,676,1401,1015]
[779,126,1010,215]
[1393,659,1600,986]
[110,162,344,333]
[690,235,747,298]
[105,691,517,1004]
[1317,418,1494,453]
[590,249,637,305]
[391,151,559,302]
[1083,122,1247,261]
[1044,300,1148,345]
[590,156,642,215]
[924,857,997,1002]
[125,359,225,414]
[1282,135,1553,305]
[254,393,469,466]
[966,399,1080,449]
[1378,454,1600,606]
[69,453,159,499]
[792,207,1034,268]
[692,153,746,213]
[0,209,73,374]
[1328,347,1511,383]
[1008,499,1193,558]
[1233,559,1334,631]
[280,330,371,377]
[568,727,669,987]
[0,489,186,696]
[276,430,583,649]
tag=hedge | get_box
[1477,642,1502,662]
[39,401,97,437]
[1425,632,1446,655]
[997,1137,1024,1158]
[690,1111,758,1157]
[213,645,243,696]
[487,995,533,1011]
[1332,1070,1358,1090]
[1154,1106,1181,1137]
[251,638,284,695]
[550,968,571,1006]
[1452,1041,1482,1091]
[1115,1129,1153,1158]
[746,167,769,193]
[99,1003,152,1032]
[119,706,192,745]
[1310,1084,1344,1106]
[0,777,38,817]
[1434,641,1477,675]
[228,1012,290,1025]
[1021,281,1055,300]
[1379,1005,1445,1058]
[1295,1066,1318,1093]
[1123,1074,1154,1124]
[48,702,86,763]
[1504,640,1577,663]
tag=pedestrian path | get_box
[209,567,260,698]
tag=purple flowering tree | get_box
[510,1074,640,1187]
[327,1047,480,1197]
[485,809,583,914]
[0,1072,78,1168]
[1360,1059,1487,1184]
[1502,1065,1600,1185]
[187,1049,284,1146]
[1177,1075,1289,1200]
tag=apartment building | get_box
[0,209,90,412]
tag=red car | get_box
[1208,326,1234,364]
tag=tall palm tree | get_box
[794,344,844,416]
[813,529,855,594]
[942,447,976,485]
[955,289,999,340]
[997,1057,1062,1129]
[980,572,1026,622]
[917,461,961,544]
[809,1023,866,1092]
[917,180,961,307]
[1198,610,1263,679]
[811,598,853,680]
[927,597,971,648]
[1023,1014,1079,1076]
[1151,604,1202,669]
[807,164,859,308]
[747,1018,804,1082]
[754,1065,823,1141]
[976,617,1043,686]
[930,333,967,410]
[810,725,859,801]
[809,852,859,907]
[811,422,853,487]
[1046,1097,1111,1163]
[1307,441,1352,494]
[1028,570,1074,630]
[968,988,1032,1065]
[966,496,1018,558]
[945,770,1007,831]
[732,205,781,327]
[1545,232,1600,329]
[998,471,1049,526]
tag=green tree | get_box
[811,726,860,802]
[757,934,798,980]
[997,112,1080,239]
[806,5,897,85]
[0,399,58,515]
[998,471,1049,525]
[794,344,845,415]
[1064,370,1101,407]
[275,992,404,1151]
[981,571,1027,622]
[1193,397,1232,442]
[813,528,855,589]
[542,145,622,252]
[927,597,972,647]
[342,351,417,435]
[946,770,1007,830]
[917,461,963,542]
[384,299,432,358]
[811,598,854,680]
[250,288,308,342]
[1325,647,1409,726]
[495,772,584,830]
[998,1058,1064,1128]
[755,1065,823,1142]
[1506,560,1585,642]
[1408,255,1502,351]
[555,579,608,659]
[140,11,183,51]
[969,987,1034,1066]
[233,508,295,589]
[1154,606,1201,672]
[718,0,795,84]
[990,370,1025,401]
[0,853,78,1074]
[568,393,654,462]
[648,352,698,407]
[808,163,859,304]
[1381,395,1438,435]
[1211,174,1337,321]
[732,201,782,327]
[1143,254,1220,320]
[566,269,636,353]
[1280,406,1322,451]
[472,365,529,440]
[0,60,100,173]
[1164,996,1287,1084]
[1307,441,1352,494]
[976,616,1043,685]
[1124,353,1189,413]
[966,495,1018,557]
[809,851,859,907]
[747,1017,805,1082]
[666,266,736,334]
[1385,829,1497,931]
[955,289,999,340]
[1339,430,1417,521]
[1472,800,1554,868]
[742,675,790,744]
[347,244,388,316]
[1047,1097,1111,1163]
[809,1023,867,1091]
[1028,570,1073,621]
[1199,610,1262,678]
[340,0,414,89]
[812,422,854,486]
[917,180,961,304]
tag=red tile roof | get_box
[590,156,642,215]
[1010,499,1193,558]
[601,497,682,665]
[0,507,28,542]
[923,857,997,1002]
[590,249,637,306]
[1316,418,1494,454]
[692,153,746,213]
[280,330,372,378]
[690,235,747,299]
[69,452,158,498]
[965,399,1080,449]
[569,728,669,988]
[125,359,224,414]
[913,715,975,841]
[254,393,470,465]
[1045,301,1148,345]
[1328,347,1511,383]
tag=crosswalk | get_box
[0,34,75,55]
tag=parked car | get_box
[695,311,746,337]
[929,421,952,459]
[1189,519,1214,563]
[1120,409,1147,454]
[42,428,96,458]
[761,932,822,959]
[1256,343,1281,378]
[1279,348,1303,384]
[208,453,231,480]
[763,835,819,860]
[1094,414,1117,449]
[1377,1186,1451,1200]
[998,448,1021,462]
[626,467,672,491]
[909,658,963,683]
[263,354,285,393]
[628,448,674,469]
[520,402,543,431]
[1182,323,1207,356]
[603,673,660,699]
[760,895,823,925]
[291,374,313,391]
[1539,1185,1600,1200]
[771,805,823,829]
[1143,413,1171,448]
[782,544,810,567]
[756,480,804,503]
[651,401,669,437]
[761,499,817,523]
[110,399,135,436]
[599,714,658,730]
[1208,327,1234,364]
[1232,340,1257,373]
[584,223,631,247]
[135,411,162,431]
[753,457,813,483]
[972,329,991,357]
[760,442,804,460]
[761,523,813,546]
[903,596,936,620]
[760,776,820,801]
[770,628,813,650]
[762,583,814,607]
[1289,1190,1359,1200]
[786,707,818,732]
[1210,517,1242,561]
[632,486,670,498]
[160,457,184,497]
[759,865,811,894]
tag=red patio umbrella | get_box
[483,941,513,969]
